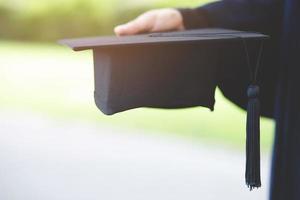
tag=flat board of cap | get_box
[59,28,268,51]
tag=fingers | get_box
[114,11,155,36]
[114,21,142,36]
[114,17,151,36]
[113,9,184,36]
[152,9,185,32]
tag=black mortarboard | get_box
[60,28,268,190]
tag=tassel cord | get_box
[241,39,264,83]
[241,38,264,190]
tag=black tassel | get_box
[246,85,261,190]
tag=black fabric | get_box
[216,38,279,118]
[179,1,300,199]
[179,3,281,119]
[60,28,267,115]
[92,43,218,115]
[179,8,212,29]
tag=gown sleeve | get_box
[179,0,284,118]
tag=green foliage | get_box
[155,0,211,7]
[0,0,211,41]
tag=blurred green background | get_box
[0,0,212,41]
[0,0,274,150]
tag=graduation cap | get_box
[60,28,268,190]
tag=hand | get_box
[114,8,185,36]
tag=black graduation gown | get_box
[180,0,300,199]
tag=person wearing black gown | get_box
[115,1,300,199]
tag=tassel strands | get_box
[241,39,264,190]
[246,85,261,190]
